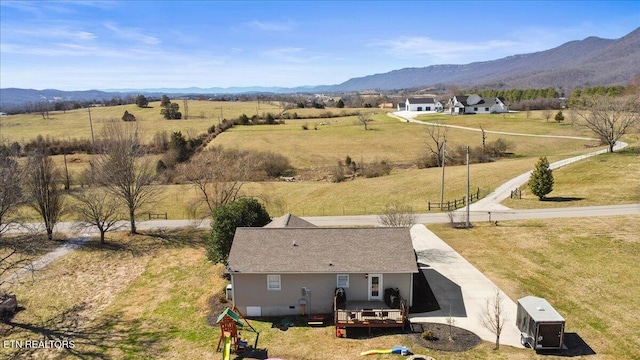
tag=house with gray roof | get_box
[405,97,443,112]
[447,94,509,114]
[226,216,418,317]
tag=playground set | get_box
[216,306,266,359]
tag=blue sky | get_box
[1,1,638,91]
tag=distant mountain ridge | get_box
[1,27,638,108]
[326,27,640,92]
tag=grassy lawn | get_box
[430,215,640,359]
[414,110,597,138]
[1,229,224,359]
[502,146,640,208]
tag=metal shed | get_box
[516,296,565,350]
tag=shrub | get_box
[255,151,294,178]
[332,163,346,183]
[422,330,438,341]
[361,159,392,178]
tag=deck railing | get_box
[333,296,407,328]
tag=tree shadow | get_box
[2,303,171,359]
[542,197,585,203]
[77,228,207,257]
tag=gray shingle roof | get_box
[263,213,317,228]
[227,227,418,274]
[407,97,437,104]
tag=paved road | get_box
[302,203,640,226]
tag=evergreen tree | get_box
[207,198,271,263]
[135,95,149,108]
[529,156,554,200]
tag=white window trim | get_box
[267,274,281,291]
[337,274,349,288]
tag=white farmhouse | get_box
[448,95,509,114]
[405,97,443,112]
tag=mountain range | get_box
[1,27,638,108]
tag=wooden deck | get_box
[334,298,407,335]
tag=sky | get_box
[1,1,639,91]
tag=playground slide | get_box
[360,346,410,356]
[222,332,232,360]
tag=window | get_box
[485,107,489,111]
[474,107,478,111]
[267,275,281,291]
[337,274,349,288]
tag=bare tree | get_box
[378,203,418,227]
[357,112,372,130]
[426,125,447,167]
[542,109,552,122]
[72,189,122,244]
[481,289,506,350]
[182,147,255,217]
[0,154,23,238]
[91,120,156,234]
[24,151,65,241]
[574,95,640,153]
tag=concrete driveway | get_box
[409,224,523,348]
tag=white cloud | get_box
[245,20,294,32]
[375,36,518,62]
[104,22,160,45]
[262,47,306,63]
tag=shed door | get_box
[368,274,383,301]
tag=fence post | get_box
[428,202,431,211]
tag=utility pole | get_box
[88,106,95,147]
[466,146,470,228]
[440,137,446,208]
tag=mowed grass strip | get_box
[430,215,640,359]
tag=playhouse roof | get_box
[216,307,244,328]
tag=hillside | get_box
[327,27,640,91]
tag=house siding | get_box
[232,272,413,317]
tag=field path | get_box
[3,236,91,284]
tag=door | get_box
[537,322,564,349]
[368,274,383,301]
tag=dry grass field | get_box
[2,102,638,359]
[2,216,637,359]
